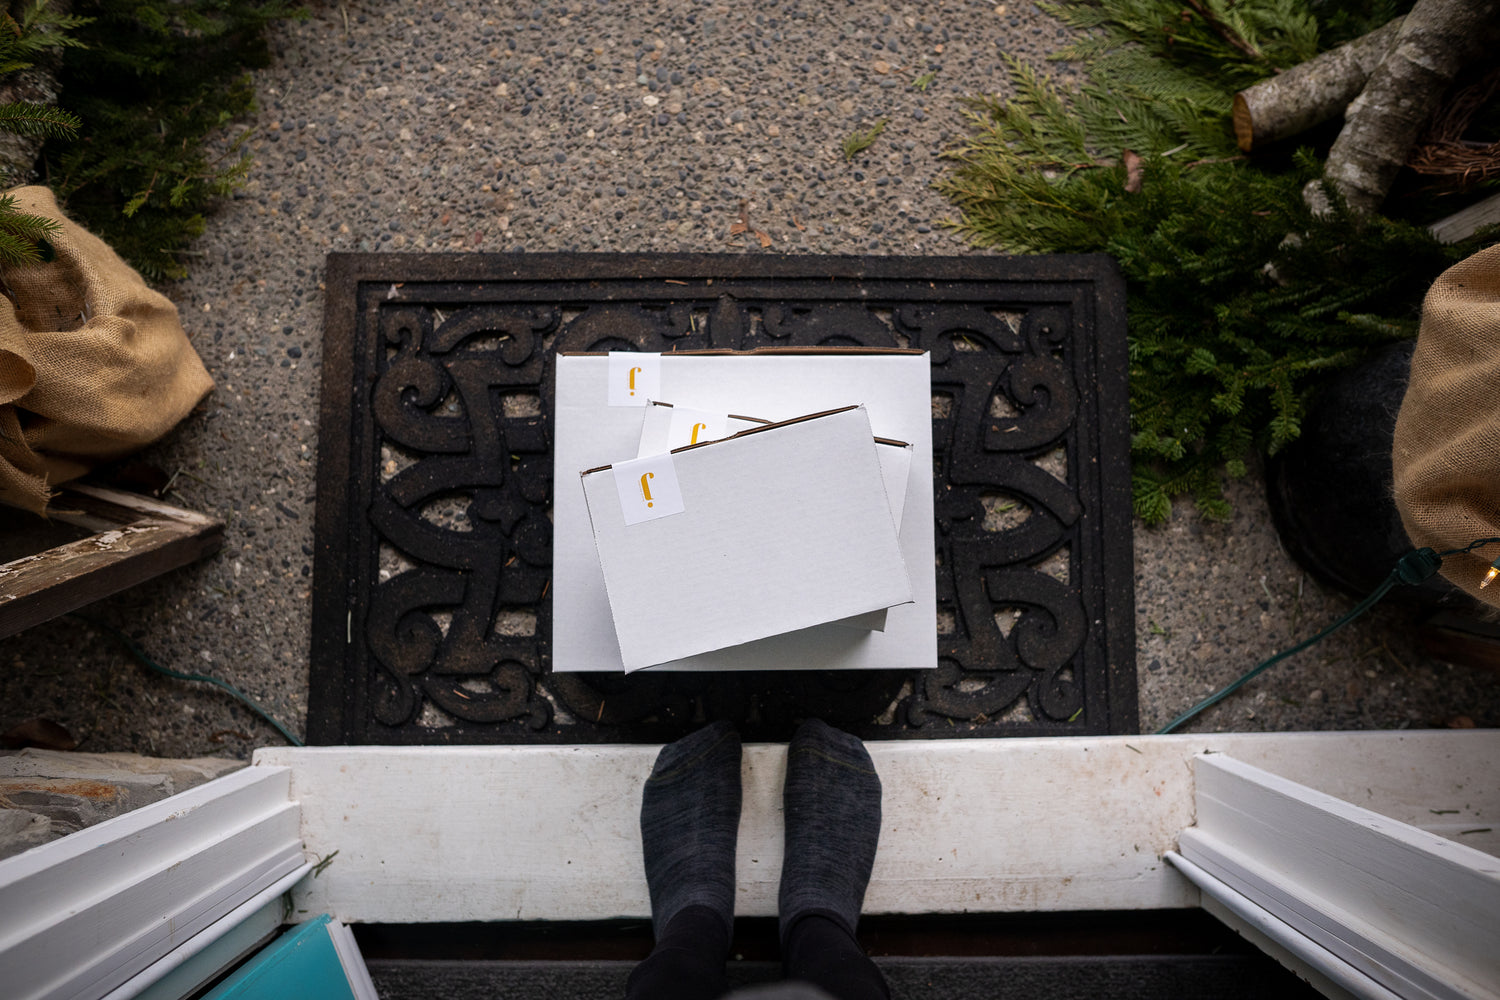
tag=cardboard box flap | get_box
[636,401,772,457]
[585,404,861,474]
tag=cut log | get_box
[1323,0,1500,216]
[1233,16,1404,153]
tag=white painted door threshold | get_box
[254,730,1500,925]
[3,731,1494,1000]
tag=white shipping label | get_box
[666,406,729,449]
[610,453,685,525]
[607,351,661,406]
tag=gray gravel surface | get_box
[2,0,1496,758]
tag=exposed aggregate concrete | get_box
[1,0,1495,758]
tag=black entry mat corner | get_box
[309,253,1135,744]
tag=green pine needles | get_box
[0,1,86,266]
[939,0,1483,523]
[0,0,88,79]
[45,0,301,280]
[0,1,299,279]
[0,192,58,266]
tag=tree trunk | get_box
[1232,17,1403,153]
[1322,0,1500,216]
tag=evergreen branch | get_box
[937,3,1486,522]
[1181,0,1269,65]
[0,101,80,137]
[42,2,301,279]
[0,221,56,266]
[842,119,888,161]
[18,1,93,44]
[0,197,61,241]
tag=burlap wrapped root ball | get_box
[1394,241,1500,608]
[0,186,213,515]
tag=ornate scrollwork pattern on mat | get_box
[314,258,1132,744]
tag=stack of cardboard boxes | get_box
[553,350,938,675]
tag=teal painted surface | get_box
[203,915,357,1000]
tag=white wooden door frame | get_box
[1171,753,1500,1000]
[105,862,311,1000]
[0,766,307,1000]
[2,731,1494,1000]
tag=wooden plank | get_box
[1168,852,1387,1000]
[0,766,305,1000]
[0,484,223,639]
[255,730,1500,924]
[1180,754,1500,1000]
[1430,192,1500,244]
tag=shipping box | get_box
[635,399,910,633]
[553,349,937,673]
[582,405,912,671]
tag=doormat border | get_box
[309,252,1136,744]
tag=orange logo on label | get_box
[640,471,655,507]
[629,366,643,396]
[689,422,708,444]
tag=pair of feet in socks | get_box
[640,718,883,950]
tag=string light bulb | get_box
[1483,557,1500,589]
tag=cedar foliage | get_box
[939,0,1491,523]
[43,0,300,280]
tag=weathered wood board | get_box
[0,484,223,639]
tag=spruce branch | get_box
[0,101,79,137]
[43,1,303,279]
[0,194,60,266]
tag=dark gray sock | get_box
[640,720,742,939]
[778,718,882,942]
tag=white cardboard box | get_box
[553,349,937,673]
[583,406,912,671]
[636,399,913,633]
[635,399,913,531]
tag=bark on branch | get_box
[1232,17,1403,153]
[1322,0,1500,216]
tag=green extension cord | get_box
[1158,538,1500,735]
[71,614,305,747]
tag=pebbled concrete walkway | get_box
[2,0,1497,757]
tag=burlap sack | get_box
[1393,240,1500,607]
[0,186,212,515]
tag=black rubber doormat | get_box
[308,253,1136,745]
